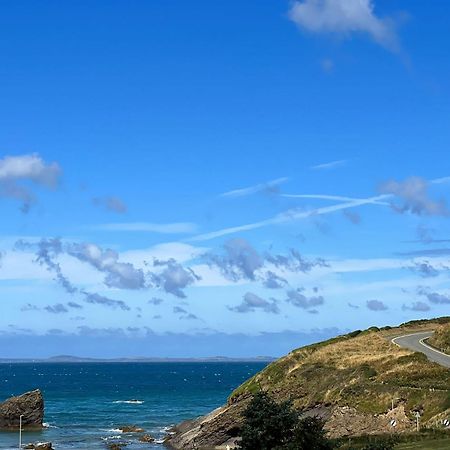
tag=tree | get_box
[239,392,298,450]
[239,392,335,450]
[284,416,335,450]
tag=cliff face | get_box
[166,318,450,449]
[0,389,44,429]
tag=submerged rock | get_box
[118,425,144,433]
[139,433,155,443]
[107,443,128,450]
[0,389,44,429]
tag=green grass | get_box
[395,438,450,449]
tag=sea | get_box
[0,362,268,449]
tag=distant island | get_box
[0,355,275,363]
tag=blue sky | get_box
[1,0,450,357]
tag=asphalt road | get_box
[391,331,450,369]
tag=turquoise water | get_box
[0,362,267,449]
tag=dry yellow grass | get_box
[230,318,450,424]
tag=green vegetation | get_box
[395,439,450,449]
[427,323,450,355]
[238,392,335,450]
[336,430,450,450]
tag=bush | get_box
[239,392,298,450]
[239,392,335,450]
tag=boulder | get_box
[0,389,44,429]
[139,434,155,443]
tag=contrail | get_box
[188,194,391,242]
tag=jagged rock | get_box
[0,389,44,429]
[107,443,128,450]
[118,425,144,433]
[165,401,249,449]
[139,434,155,443]
[24,443,52,450]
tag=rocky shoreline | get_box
[163,396,417,449]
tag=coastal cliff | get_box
[0,389,44,429]
[166,318,450,449]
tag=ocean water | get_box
[0,362,267,449]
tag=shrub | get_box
[239,392,335,450]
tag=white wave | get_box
[112,400,144,404]
[43,422,59,429]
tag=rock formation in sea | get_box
[0,389,44,429]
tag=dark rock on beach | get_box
[0,389,44,429]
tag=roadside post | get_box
[19,414,24,449]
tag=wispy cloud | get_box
[379,176,449,216]
[228,292,279,314]
[289,0,399,52]
[92,196,127,214]
[366,299,388,311]
[282,193,389,204]
[310,160,346,170]
[94,222,198,234]
[189,194,389,242]
[220,177,289,198]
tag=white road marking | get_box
[418,337,450,358]
[391,331,450,358]
[391,332,432,347]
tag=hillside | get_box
[166,317,450,449]
[428,323,450,355]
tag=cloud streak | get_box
[189,194,390,242]
[220,177,289,198]
[94,222,198,234]
[310,160,346,170]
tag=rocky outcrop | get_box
[0,389,44,429]
[165,400,249,449]
[165,401,415,449]
[24,443,52,450]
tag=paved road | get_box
[391,331,450,369]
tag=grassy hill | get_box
[167,317,450,449]
[428,323,450,355]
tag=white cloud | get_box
[310,159,346,170]
[94,222,198,234]
[220,177,289,198]
[289,0,398,51]
[0,153,61,212]
[122,242,208,266]
[0,153,60,187]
